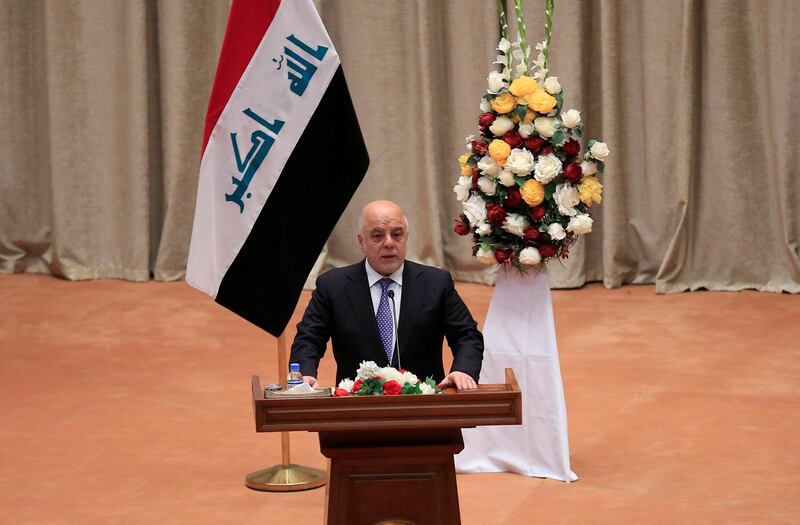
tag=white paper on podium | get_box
[455,268,578,482]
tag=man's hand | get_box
[303,376,318,387]
[438,371,477,390]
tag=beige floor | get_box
[1,274,798,524]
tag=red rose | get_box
[454,219,471,236]
[471,140,488,155]
[541,146,554,155]
[383,380,403,395]
[563,162,583,182]
[538,244,557,258]
[478,113,496,127]
[472,172,480,190]
[351,379,362,393]
[505,188,522,208]
[524,137,545,153]
[503,131,522,148]
[334,388,350,397]
[562,139,580,157]
[530,205,546,220]
[486,204,507,225]
[495,249,512,264]
[524,227,541,241]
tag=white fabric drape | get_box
[456,268,577,482]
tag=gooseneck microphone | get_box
[387,289,401,370]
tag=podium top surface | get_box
[251,368,522,433]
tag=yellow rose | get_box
[461,164,474,177]
[523,108,537,122]
[491,92,517,114]
[526,90,557,114]
[509,76,538,97]
[520,179,545,206]
[458,153,470,168]
[488,139,511,164]
[578,176,603,206]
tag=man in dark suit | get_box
[290,200,484,389]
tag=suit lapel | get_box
[344,261,386,364]
[397,261,422,362]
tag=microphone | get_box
[387,289,401,370]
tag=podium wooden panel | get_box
[251,369,522,525]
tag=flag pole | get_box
[244,332,327,492]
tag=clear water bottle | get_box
[287,363,304,388]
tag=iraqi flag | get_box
[186,0,369,337]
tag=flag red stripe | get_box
[201,0,282,154]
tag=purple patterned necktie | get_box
[376,277,394,362]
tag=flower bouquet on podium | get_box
[333,361,441,397]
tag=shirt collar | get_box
[365,259,404,288]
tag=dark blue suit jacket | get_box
[290,260,484,384]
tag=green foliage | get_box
[402,382,422,395]
[596,160,605,174]
[545,181,556,200]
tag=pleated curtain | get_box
[1,0,798,293]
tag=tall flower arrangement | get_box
[453,0,609,269]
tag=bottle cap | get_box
[289,363,300,371]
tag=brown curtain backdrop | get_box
[1,0,798,293]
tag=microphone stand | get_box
[387,289,401,370]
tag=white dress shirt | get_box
[364,259,403,356]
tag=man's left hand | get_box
[438,371,478,390]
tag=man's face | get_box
[358,204,408,276]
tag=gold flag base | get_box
[244,463,327,492]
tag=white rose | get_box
[567,214,593,235]
[476,221,492,236]
[547,222,566,240]
[534,153,562,184]
[489,115,515,136]
[338,378,355,392]
[401,371,418,385]
[554,183,580,217]
[590,141,610,161]
[477,176,497,196]
[505,148,535,175]
[561,109,581,129]
[480,98,492,112]
[544,76,562,95]
[380,367,403,383]
[419,382,436,395]
[487,70,507,93]
[462,195,487,226]
[498,169,516,187]
[517,121,535,138]
[519,247,542,266]
[476,247,495,264]
[580,160,598,175]
[533,116,559,138]
[477,155,501,177]
[453,176,472,201]
[502,213,527,238]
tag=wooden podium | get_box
[251,369,522,525]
